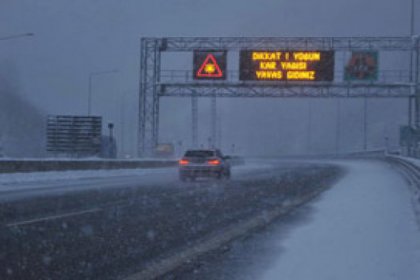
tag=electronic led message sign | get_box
[193,50,227,80]
[240,50,335,81]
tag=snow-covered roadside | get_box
[0,157,174,161]
[0,161,260,185]
[391,155,420,168]
[0,168,175,186]
[0,160,279,202]
[389,155,420,233]
[258,160,420,280]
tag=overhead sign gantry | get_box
[138,36,419,156]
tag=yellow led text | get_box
[287,71,316,80]
[252,52,282,61]
[293,52,321,61]
[259,62,277,70]
[280,62,307,70]
[256,71,283,79]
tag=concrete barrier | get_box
[386,156,420,190]
[386,155,420,228]
[0,159,177,173]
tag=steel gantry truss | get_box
[138,36,420,156]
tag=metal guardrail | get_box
[0,159,177,173]
[342,150,386,158]
[387,156,420,191]
[387,156,420,227]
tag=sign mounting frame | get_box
[139,36,419,156]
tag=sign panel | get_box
[240,50,335,81]
[47,115,102,156]
[344,51,378,81]
[193,50,227,80]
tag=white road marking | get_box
[6,208,102,227]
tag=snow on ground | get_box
[0,168,173,185]
[259,160,420,280]
[0,162,261,184]
[0,160,270,194]
[0,157,174,161]
[392,155,420,170]
[0,168,179,200]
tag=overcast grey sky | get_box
[1,0,419,156]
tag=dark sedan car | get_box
[179,149,231,181]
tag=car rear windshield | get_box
[184,150,215,157]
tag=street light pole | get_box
[335,98,341,156]
[363,97,368,151]
[120,90,134,157]
[410,0,416,125]
[408,0,416,156]
[411,0,415,36]
[0,32,34,157]
[408,0,417,119]
[0,32,34,41]
[88,69,118,116]
[307,99,312,154]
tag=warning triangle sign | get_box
[196,54,224,78]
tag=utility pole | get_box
[0,32,34,157]
[307,100,312,154]
[410,0,415,125]
[411,0,415,37]
[88,69,118,116]
[415,36,420,157]
[408,0,416,155]
[121,97,125,157]
[363,97,368,151]
[0,33,33,41]
[413,0,419,157]
[120,90,131,157]
[335,98,341,156]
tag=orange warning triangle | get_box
[196,54,224,78]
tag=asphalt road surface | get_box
[0,160,340,280]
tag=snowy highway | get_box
[3,1,419,279]
[1,159,420,280]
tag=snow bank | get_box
[0,168,173,185]
[260,160,420,280]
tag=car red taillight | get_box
[207,159,221,165]
[179,159,189,165]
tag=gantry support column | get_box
[138,38,163,157]
[210,96,217,148]
[191,94,198,148]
